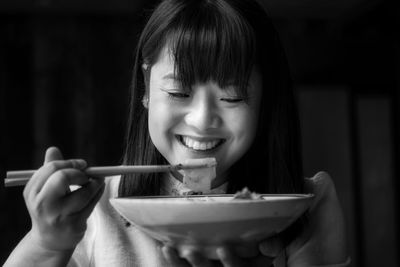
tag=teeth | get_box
[181,136,221,151]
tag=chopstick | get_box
[5,163,213,187]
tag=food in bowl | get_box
[232,187,263,200]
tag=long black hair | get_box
[118,0,304,196]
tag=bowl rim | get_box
[111,193,314,203]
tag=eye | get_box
[167,92,190,99]
[220,85,248,104]
[160,87,190,99]
[220,97,245,103]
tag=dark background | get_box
[1,0,399,266]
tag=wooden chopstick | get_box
[5,163,214,187]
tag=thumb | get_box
[44,146,64,163]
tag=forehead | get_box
[150,45,262,91]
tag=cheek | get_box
[148,105,170,160]
[229,108,259,145]
[148,100,181,146]
[148,103,168,140]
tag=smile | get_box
[177,135,225,151]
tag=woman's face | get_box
[147,47,262,187]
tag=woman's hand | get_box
[285,171,349,266]
[24,147,105,252]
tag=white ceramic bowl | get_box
[110,194,313,259]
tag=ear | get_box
[141,63,150,109]
[142,95,149,109]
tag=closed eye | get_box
[220,97,244,103]
[160,88,190,99]
[167,92,190,99]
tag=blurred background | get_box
[0,0,398,266]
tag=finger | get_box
[162,246,189,267]
[233,243,259,258]
[304,171,337,210]
[38,168,90,201]
[44,146,64,163]
[181,249,213,267]
[259,236,284,258]
[77,180,105,219]
[64,177,105,214]
[216,246,246,267]
[24,147,65,198]
[28,159,87,195]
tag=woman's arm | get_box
[4,231,74,267]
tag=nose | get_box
[184,94,221,131]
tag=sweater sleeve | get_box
[67,210,98,267]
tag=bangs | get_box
[165,1,256,95]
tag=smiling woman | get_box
[2,0,398,265]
